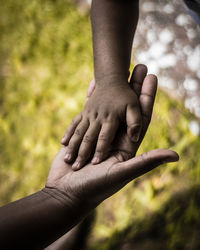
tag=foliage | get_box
[0,0,92,203]
[0,1,199,249]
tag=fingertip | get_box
[136,64,148,74]
[61,137,67,145]
[146,74,158,86]
[173,151,179,161]
[134,64,148,76]
[64,153,72,163]
[130,64,148,84]
[163,150,179,163]
[91,156,100,164]
[148,149,179,164]
[72,161,81,171]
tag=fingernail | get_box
[92,157,100,164]
[61,137,65,144]
[72,161,81,170]
[131,125,141,142]
[64,153,72,162]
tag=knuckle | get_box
[83,135,93,143]
[99,134,108,142]
[88,112,97,122]
[90,111,98,121]
[93,119,101,128]
[95,150,104,155]
[74,128,82,136]
[139,152,149,164]
[104,115,115,123]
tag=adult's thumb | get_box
[110,149,179,185]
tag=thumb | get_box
[110,149,179,185]
[126,104,142,143]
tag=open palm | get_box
[46,65,179,210]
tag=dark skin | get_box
[45,65,179,249]
[62,0,142,170]
[45,64,156,249]
[0,65,179,250]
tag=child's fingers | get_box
[130,64,147,96]
[92,121,119,164]
[126,104,142,143]
[64,120,89,163]
[72,123,101,170]
[61,113,82,145]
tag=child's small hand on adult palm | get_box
[62,74,142,170]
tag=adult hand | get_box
[47,64,179,211]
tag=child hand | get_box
[62,76,142,170]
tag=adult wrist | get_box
[42,186,80,211]
[43,186,94,216]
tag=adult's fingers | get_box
[139,74,158,131]
[72,123,101,170]
[109,149,179,185]
[130,64,148,96]
[64,120,89,163]
[126,104,142,142]
[61,113,82,145]
[92,121,119,164]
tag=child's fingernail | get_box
[72,161,80,170]
[92,157,100,164]
[64,153,72,162]
[61,138,65,144]
[131,125,141,142]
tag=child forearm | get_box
[91,0,139,84]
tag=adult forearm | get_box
[0,188,87,250]
[91,0,139,84]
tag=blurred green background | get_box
[0,0,200,249]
